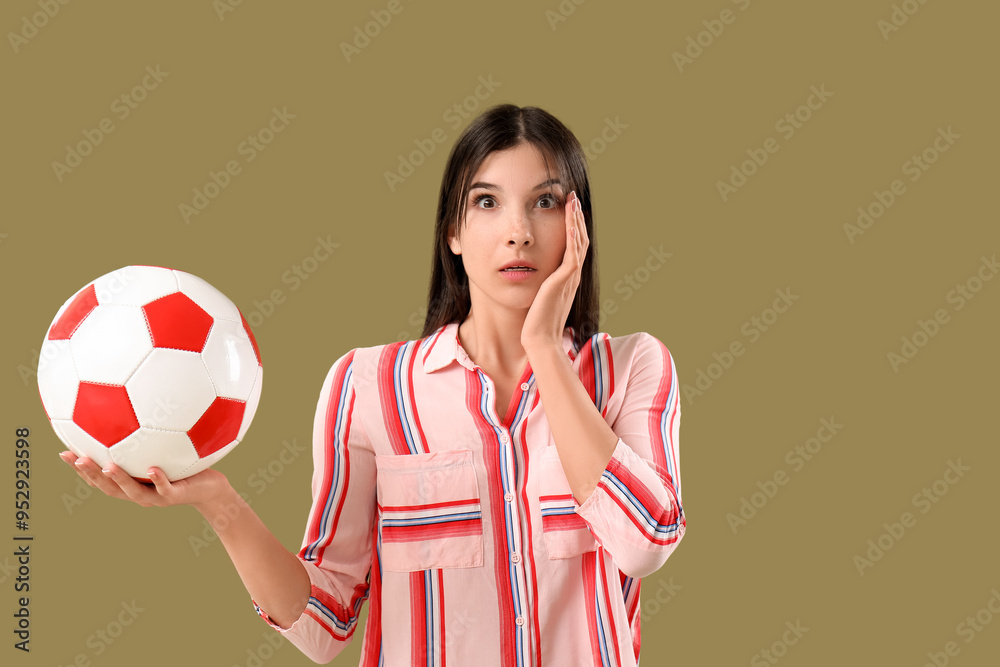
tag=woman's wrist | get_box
[192,479,242,523]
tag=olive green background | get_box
[2,1,997,665]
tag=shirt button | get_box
[515,616,525,627]
[500,433,509,443]
[504,492,514,502]
[520,382,529,391]
[512,553,521,564]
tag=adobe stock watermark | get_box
[597,245,671,327]
[178,106,296,224]
[340,0,416,63]
[581,117,628,164]
[7,0,72,54]
[443,609,478,652]
[233,630,286,667]
[920,588,1000,667]
[844,126,959,244]
[726,417,844,535]
[852,458,970,576]
[0,556,16,585]
[545,0,588,31]
[214,0,247,22]
[877,0,933,41]
[190,438,308,556]
[385,75,502,192]
[640,576,682,623]
[682,288,799,405]
[750,619,809,667]
[716,84,834,202]
[55,600,144,666]
[240,235,340,329]
[672,0,755,73]
[51,65,170,183]
[886,254,996,373]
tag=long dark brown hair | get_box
[420,104,599,349]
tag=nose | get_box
[506,209,533,247]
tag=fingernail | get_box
[102,467,112,474]
[75,459,86,467]
[147,469,157,478]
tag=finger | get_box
[72,456,131,499]
[102,462,163,506]
[574,193,589,248]
[566,191,581,252]
[568,193,586,264]
[146,467,180,503]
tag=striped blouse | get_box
[252,322,685,666]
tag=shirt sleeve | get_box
[251,349,378,664]
[575,332,686,579]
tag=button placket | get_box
[477,368,533,662]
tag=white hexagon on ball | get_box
[126,349,217,431]
[70,305,152,385]
[202,319,259,400]
[92,266,178,307]
[110,429,199,480]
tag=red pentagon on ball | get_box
[73,382,140,446]
[48,285,99,340]
[142,292,214,352]
[188,397,246,457]
[240,310,262,365]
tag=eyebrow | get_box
[469,178,562,192]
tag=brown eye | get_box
[538,194,557,209]
[473,194,496,209]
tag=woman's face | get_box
[448,142,568,315]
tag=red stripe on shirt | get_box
[381,518,484,542]
[606,456,681,534]
[360,526,383,666]
[577,337,599,408]
[603,336,615,419]
[406,342,431,455]
[582,551,603,666]
[421,326,447,367]
[602,487,682,547]
[542,513,590,532]
[599,553,623,667]
[621,573,641,664]
[467,370,518,664]
[521,393,543,664]
[410,571,428,667]
[380,498,482,513]
[380,342,414,456]
[438,568,447,667]
[303,350,356,564]
[647,339,675,484]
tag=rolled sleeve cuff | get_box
[575,438,686,578]
[249,558,339,636]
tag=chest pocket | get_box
[538,445,598,559]
[375,449,484,572]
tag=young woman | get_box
[61,104,686,666]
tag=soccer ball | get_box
[37,266,263,481]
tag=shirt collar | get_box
[421,321,578,373]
